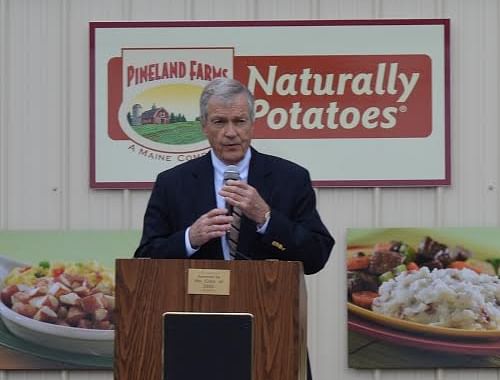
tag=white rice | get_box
[372,267,500,330]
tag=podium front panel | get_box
[163,312,253,380]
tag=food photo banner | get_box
[0,231,140,369]
[347,227,500,369]
[90,19,450,189]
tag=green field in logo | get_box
[132,121,206,145]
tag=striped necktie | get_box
[227,206,242,259]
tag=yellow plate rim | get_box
[348,303,500,339]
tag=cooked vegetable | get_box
[393,264,407,275]
[352,291,379,309]
[463,259,495,275]
[448,261,468,270]
[486,258,500,275]
[378,271,394,283]
[399,243,416,264]
[368,249,405,275]
[347,254,370,271]
[406,262,419,271]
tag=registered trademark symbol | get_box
[399,105,407,112]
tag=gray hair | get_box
[199,78,255,125]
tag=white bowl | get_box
[0,256,114,357]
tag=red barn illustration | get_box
[141,104,170,124]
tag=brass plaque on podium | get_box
[187,268,230,295]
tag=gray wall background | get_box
[0,0,499,379]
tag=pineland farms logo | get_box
[107,48,234,161]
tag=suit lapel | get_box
[191,153,216,214]
[190,153,224,259]
[238,148,272,256]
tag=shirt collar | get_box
[211,148,252,182]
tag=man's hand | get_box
[189,208,232,248]
[219,180,270,225]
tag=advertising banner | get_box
[90,19,450,189]
[0,231,140,369]
[347,227,500,368]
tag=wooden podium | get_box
[115,259,307,380]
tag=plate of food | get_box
[0,256,115,357]
[347,230,500,340]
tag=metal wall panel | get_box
[0,0,499,379]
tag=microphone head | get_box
[223,165,240,182]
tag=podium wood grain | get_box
[115,259,307,380]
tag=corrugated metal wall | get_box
[0,0,499,379]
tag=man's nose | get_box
[224,123,238,135]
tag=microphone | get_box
[222,166,251,261]
[223,165,240,215]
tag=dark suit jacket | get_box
[134,147,334,275]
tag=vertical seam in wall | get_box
[186,0,194,19]
[61,367,68,380]
[60,0,70,375]
[480,0,486,224]
[436,368,444,380]
[124,0,133,20]
[373,187,381,227]
[372,2,382,376]
[311,0,320,19]
[436,187,443,227]
[123,189,131,229]
[374,0,382,18]
[435,0,445,231]
[247,0,258,20]
[122,0,133,229]
[498,0,500,229]
[436,0,444,17]
[0,0,8,375]
[59,0,70,230]
[0,0,9,231]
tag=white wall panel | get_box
[0,0,9,230]
[191,0,251,20]
[129,0,192,20]
[1,0,500,380]
[317,0,376,19]
[254,0,314,20]
[4,0,64,229]
[66,0,128,230]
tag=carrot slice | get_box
[351,291,379,309]
[406,262,419,271]
[448,261,468,270]
[347,255,370,271]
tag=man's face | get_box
[203,94,254,165]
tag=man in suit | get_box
[135,77,334,275]
[135,78,334,380]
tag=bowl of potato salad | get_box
[0,257,114,356]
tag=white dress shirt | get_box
[185,149,251,260]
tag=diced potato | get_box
[66,306,86,326]
[80,293,106,313]
[0,285,19,307]
[12,302,37,318]
[59,292,81,306]
[34,306,58,323]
